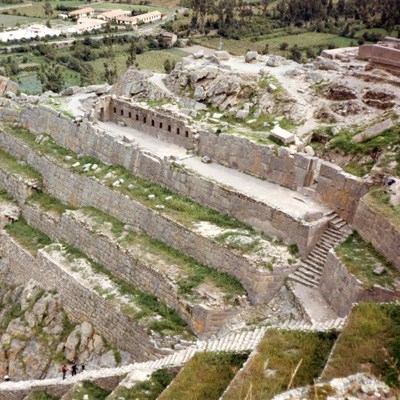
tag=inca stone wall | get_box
[98,98,369,224]
[20,202,237,337]
[319,250,361,317]
[7,105,327,257]
[320,249,400,317]
[0,370,123,400]
[106,98,196,150]
[0,129,288,305]
[353,195,400,271]
[0,233,158,361]
[316,162,369,223]
[0,167,39,204]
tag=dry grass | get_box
[222,330,336,400]
[322,303,400,388]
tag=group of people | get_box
[61,361,85,380]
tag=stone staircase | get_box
[0,318,350,400]
[289,213,352,288]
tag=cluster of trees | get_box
[277,0,400,32]
[188,0,400,37]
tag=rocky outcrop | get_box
[272,373,394,399]
[110,68,170,101]
[0,76,18,98]
[167,58,258,110]
[0,274,128,381]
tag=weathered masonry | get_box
[98,96,196,150]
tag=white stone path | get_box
[0,319,347,394]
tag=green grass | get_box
[0,188,15,203]
[5,218,52,254]
[4,123,251,232]
[322,303,400,388]
[367,189,400,227]
[0,147,42,181]
[82,207,245,302]
[329,123,400,156]
[159,352,249,400]
[200,32,356,56]
[109,368,179,400]
[0,14,43,28]
[25,391,59,400]
[335,232,399,290]
[222,330,336,400]
[29,191,74,215]
[63,243,193,338]
[61,381,111,400]
[91,2,175,14]
[343,160,374,177]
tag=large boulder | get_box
[245,51,258,63]
[0,76,18,97]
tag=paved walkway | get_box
[96,121,330,221]
[0,320,347,394]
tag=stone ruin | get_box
[0,46,399,398]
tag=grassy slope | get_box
[335,232,399,290]
[222,330,336,400]
[200,32,355,56]
[108,368,179,400]
[159,352,248,400]
[61,381,111,400]
[322,303,400,388]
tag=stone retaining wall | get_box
[0,167,38,205]
[20,202,237,337]
[0,127,295,304]
[97,97,369,223]
[319,250,361,317]
[0,233,158,361]
[353,195,400,271]
[105,97,196,150]
[11,105,325,258]
[0,374,123,400]
[319,249,400,317]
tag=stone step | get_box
[301,262,324,275]
[311,247,329,257]
[296,266,322,280]
[288,272,319,288]
[307,252,326,264]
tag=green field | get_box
[91,2,175,14]
[200,31,357,56]
[0,13,42,27]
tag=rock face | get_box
[0,275,128,381]
[167,59,257,110]
[110,68,170,101]
[0,76,18,97]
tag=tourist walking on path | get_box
[71,361,78,376]
[61,364,69,380]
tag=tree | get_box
[79,64,96,86]
[37,63,64,93]
[261,0,270,16]
[164,59,172,73]
[43,0,53,17]
[103,62,118,84]
[289,45,302,62]
[126,41,137,68]
[190,0,213,32]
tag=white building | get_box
[68,7,95,19]
[132,11,162,24]
[0,24,61,42]
[68,18,107,34]
[98,9,131,21]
